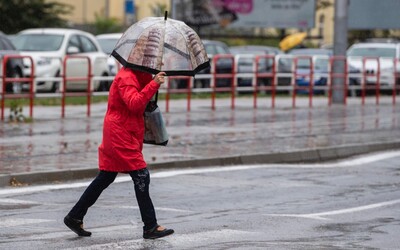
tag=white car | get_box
[96,33,122,76]
[13,28,110,92]
[347,42,400,88]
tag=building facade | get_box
[53,0,170,27]
[50,0,335,46]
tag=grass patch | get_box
[3,96,109,107]
[2,91,295,108]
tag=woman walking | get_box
[64,68,174,239]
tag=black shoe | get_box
[143,225,174,239]
[64,215,92,237]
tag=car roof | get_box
[289,48,332,56]
[202,39,228,46]
[96,33,123,39]
[18,28,93,37]
[230,45,282,54]
[348,42,399,48]
[0,31,17,50]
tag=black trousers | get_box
[68,168,157,231]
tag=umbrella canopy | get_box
[279,32,307,52]
[111,13,210,76]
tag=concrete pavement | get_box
[0,96,399,187]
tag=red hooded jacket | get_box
[98,68,160,172]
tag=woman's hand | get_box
[153,72,166,85]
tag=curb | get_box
[1,141,399,188]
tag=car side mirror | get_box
[67,46,80,54]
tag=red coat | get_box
[98,68,160,172]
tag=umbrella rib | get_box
[114,39,138,51]
[164,43,190,59]
[114,39,190,59]
[114,20,164,51]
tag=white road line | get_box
[0,198,39,205]
[96,205,192,213]
[264,199,400,220]
[64,229,257,250]
[0,150,399,196]
[1,218,53,227]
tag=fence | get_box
[1,54,399,120]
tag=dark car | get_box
[171,39,232,89]
[288,48,359,95]
[286,48,333,95]
[229,45,282,93]
[202,40,233,88]
[0,31,24,93]
[230,45,283,56]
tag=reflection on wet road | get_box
[0,151,399,249]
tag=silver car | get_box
[13,28,110,92]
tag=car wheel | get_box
[51,71,61,93]
[97,81,108,91]
[5,69,23,94]
[396,78,400,95]
[97,73,111,91]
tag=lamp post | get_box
[332,0,349,104]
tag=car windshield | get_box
[347,47,396,58]
[97,38,118,54]
[13,34,64,51]
[289,49,332,69]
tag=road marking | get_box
[63,229,258,250]
[0,150,399,196]
[0,198,39,204]
[264,198,400,220]
[97,205,192,213]
[1,218,53,227]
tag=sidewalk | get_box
[0,96,399,187]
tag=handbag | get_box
[144,91,169,146]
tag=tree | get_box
[0,0,73,34]
[92,13,123,35]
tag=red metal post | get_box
[362,57,380,105]
[393,59,399,105]
[187,77,191,112]
[292,56,313,108]
[86,58,92,117]
[62,55,92,118]
[253,55,275,109]
[165,79,170,113]
[1,55,35,121]
[1,56,5,121]
[210,54,235,110]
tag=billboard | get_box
[172,0,316,29]
[348,0,400,29]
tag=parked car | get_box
[13,28,110,92]
[347,42,400,93]
[193,39,232,89]
[289,48,333,95]
[229,45,282,93]
[230,45,283,56]
[96,33,122,76]
[0,31,24,93]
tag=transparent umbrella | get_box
[111,12,210,76]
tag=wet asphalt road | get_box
[0,96,400,175]
[0,151,399,249]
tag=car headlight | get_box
[36,57,52,66]
[381,67,394,73]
